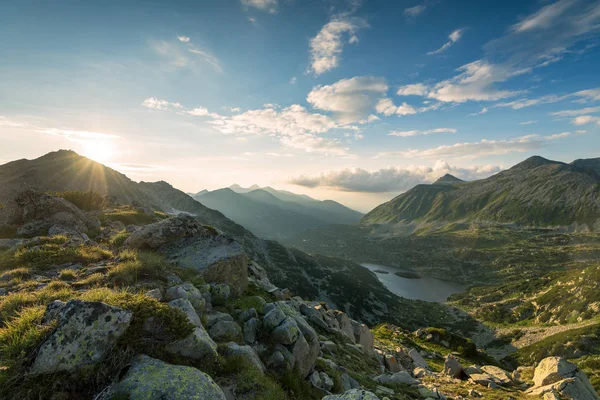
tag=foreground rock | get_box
[526,357,599,400]
[323,388,380,399]
[113,355,226,400]
[126,214,248,294]
[31,300,132,375]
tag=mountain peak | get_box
[434,174,464,185]
[511,156,561,171]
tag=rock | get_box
[413,367,432,378]
[408,348,429,369]
[375,371,418,385]
[223,342,266,374]
[321,340,337,353]
[468,389,482,398]
[168,298,202,328]
[481,365,513,386]
[267,350,288,370]
[322,389,380,399]
[165,282,206,312]
[376,386,394,396]
[243,317,259,344]
[239,307,258,322]
[145,288,162,300]
[463,365,481,376]
[417,386,447,399]
[543,391,561,400]
[113,355,226,400]
[211,283,231,305]
[263,305,286,332]
[249,295,267,314]
[209,320,242,342]
[351,320,374,352]
[248,261,268,280]
[124,214,208,249]
[206,311,234,327]
[340,373,361,391]
[320,372,334,391]
[318,357,338,370]
[166,326,218,360]
[292,332,315,378]
[41,300,67,324]
[384,354,403,373]
[443,354,465,379]
[31,300,132,375]
[0,190,89,236]
[526,357,599,400]
[309,371,322,389]
[469,373,497,387]
[272,317,300,345]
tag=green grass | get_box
[7,242,112,271]
[100,206,167,226]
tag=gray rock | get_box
[271,317,300,345]
[211,283,231,305]
[168,298,202,328]
[267,350,288,370]
[41,300,67,324]
[209,320,242,342]
[124,214,208,250]
[113,355,226,400]
[351,320,374,352]
[239,307,258,322]
[263,305,286,332]
[165,282,206,312]
[145,288,162,300]
[292,332,315,378]
[321,340,337,353]
[320,372,334,391]
[443,354,465,379]
[335,311,356,343]
[206,311,234,327]
[31,300,132,375]
[481,365,513,386]
[309,371,322,389]
[322,389,380,400]
[244,317,259,344]
[408,348,429,369]
[526,357,599,400]
[375,371,418,385]
[340,373,361,391]
[166,327,218,360]
[223,342,266,374]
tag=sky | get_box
[1,0,599,212]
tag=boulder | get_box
[113,355,226,400]
[209,320,242,342]
[206,311,234,327]
[145,288,162,301]
[165,283,206,312]
[443,354,465,379]
[351,320,374,352]
[272,317,300,345]
[239,307,258,323]
[124,214,208,249]
[263,305,286,332]
[211,283,231,305]
[533,357,583,387]
[41,299,67,324]
[384,354,403,373]
[526,357,599,400]
[168,298,202,328]
[166,326,218,360]
[292,332,315,378]
[481,365,513,386]
[408,348,429,369]
[243,317,259,344]
[31,300,132,375]
[375,371,418,385]
[223,342,266,374]
[335,311,356,343]
[340,373,361,391]
[322,389,381,399]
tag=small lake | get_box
[361,263,466,303]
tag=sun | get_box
[81,140,116,164]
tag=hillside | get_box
[362,156,600,229]
[193,186,363,239]
[0,150,449,330]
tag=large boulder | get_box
[443,354,466,379]
[31,300,132,375]
[126,215,248,294]
[351,320,374,352]
[408,348,429,369]
[480,365,513,386]
[0,190,89,236]
[166,327,218,360]
[209,320,242,342]
[322,389,380,399]
[223,342,266,374]
[165,283,206,312]
[526,357,599,400]
[113,355,226,400]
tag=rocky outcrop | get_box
[526,357,599,400]
[112,355,226,400]
[31,300,132,375]
[323,389,380,399]
[0,190,89,237]
[124,214,209,249]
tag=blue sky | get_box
[1,0,599,211]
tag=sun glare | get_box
[81,140,115,164]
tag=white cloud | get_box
[308,17,367,75]
[177,35,190,43]
[573,88,600,102]
[428,28,465,55]
[289,76,297,84]
[142,97,183,111]
[0,116,26,127]
[397,83,429,96]
[187,48,223,73]
[494,94,569,110]
[290,160,502,192]
[37,128,120,140]
[377,132,578,159]
[151,40,222,73]
[551,106,600,117]
[307,76,388,123]
[187,107,222,119]
[468,107,488,116]
[375,98,417,116]
[519,120,538,125]
[389,128,456,137]
[241,0,278,13]
[572,115,600,125]
[511,0,577,32]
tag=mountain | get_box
[192,186,363,239]
[571,157,600,176]
[433,174,464,185]
[0,150,446,328]
[362,156,600,228]
[229,183,261,193]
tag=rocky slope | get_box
[0,191,596,400]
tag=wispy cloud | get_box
[428,28,465,55]
[389,128,456,137]
[404,1,438,18]
[468,107,488,116]
[519,120,538,125]
[241,0,278,13]
[0,116,26,127]
[308,16,367,75]
[151,40,223,73]
[377,132,582,159]
[290,160,501,193]
[177,35,190,43]
[37,128,120,141]
[572,115,600,125]
[142,97,183,111]
[551,106,600,117]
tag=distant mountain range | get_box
[362,156,600,229]
[191,185,363,240]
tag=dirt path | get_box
[497,319,599,349]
